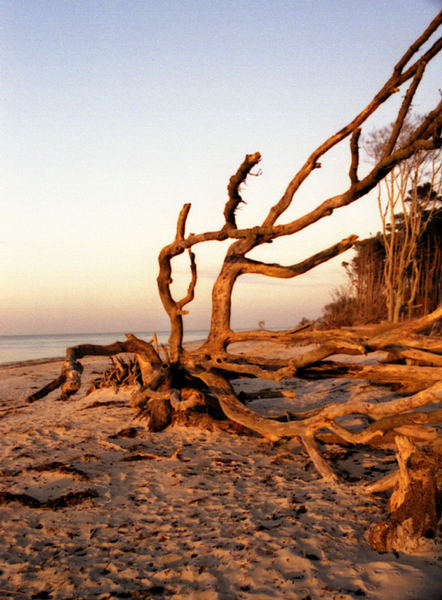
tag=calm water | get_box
[0,330,208,365]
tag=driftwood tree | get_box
[29,13,442,551]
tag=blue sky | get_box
[1,0,441,335]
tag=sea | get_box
[0,330,209,365]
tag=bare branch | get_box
[226,324,358,345]
[300,435,339,481]
[270,122,441,241]
[177,250,197,313]
[239,235,358,279]
[224,152,261,229]
[299,362,442,393]
[175,203,191,241]
[402,97,442,147]
[380,344,442,366]
[326,410,441,446]
[262,16,441,228]
[349,128,361,184]
[367,304,442,348]
[224,323,314,345]
[383,62,427,158]
[394,10,442,75]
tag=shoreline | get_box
[0,330,210,368]
[0,339,208,370]
[0,356,66,370]
[0,328,297,367]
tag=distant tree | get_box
[407,198,442,315]
[342,234,387,323]
[319,286,359,328]
[324,185,442,326]
[364,116,441,321]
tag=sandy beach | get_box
[0,346,440,600]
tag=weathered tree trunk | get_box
[369,436,441,552]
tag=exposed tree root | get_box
[25,314,442,552]
[368,436,442,552]
[87,356,142,395]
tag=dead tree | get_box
[365,116,442,322]
[29,13,442,549]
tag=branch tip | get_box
[224,152,262,228]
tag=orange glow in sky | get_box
[2,0,441,334]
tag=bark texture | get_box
[369,436,442,552]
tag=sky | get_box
[1,0,441,335]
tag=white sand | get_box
[0,348,440,600]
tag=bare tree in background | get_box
[29,13,442,552]
[365,116,442,322]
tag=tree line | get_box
[321,118,441,327]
